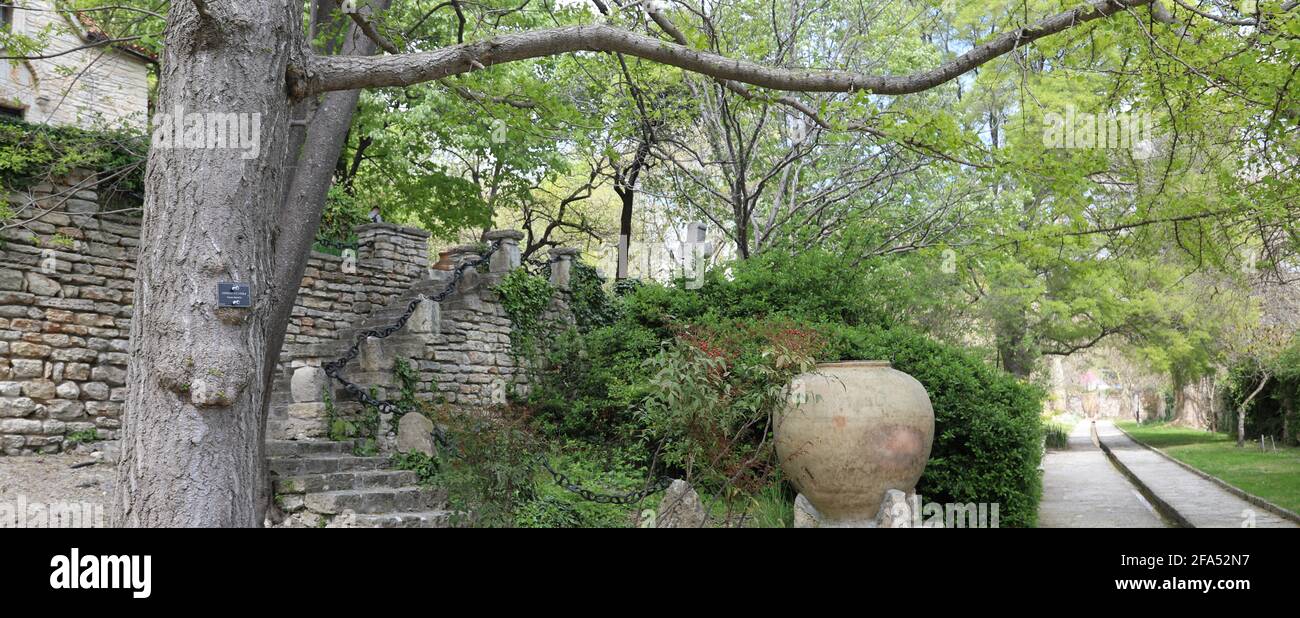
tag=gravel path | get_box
[0,451,115,527]
[1038,421,1166,528]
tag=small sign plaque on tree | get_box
[217,283,252,308]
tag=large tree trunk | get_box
[1171,373,1214,430]
[995,316,1035,378]
[116,0,302,527]
[116,0,384,530]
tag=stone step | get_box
[304,487,447,515]
[275,469,420,494]
[268,455,389,476]
[352,510,454,528]
[266,439,355,458]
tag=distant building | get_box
[0,0,152,130]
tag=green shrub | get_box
[568,261,619,332]
[515,443,647,528]
[523,321,661,448]
[411,406,539,527]
[495,268,554,359]
[520,253,1044,527]
[64,429,100,446]
[0,116,144,195]
[1043,423,1070,449]
[640,319,823,496]
[818,324,1045,527]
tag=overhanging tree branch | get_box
[302,0,1156,95]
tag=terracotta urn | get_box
[433,250,455,271]
[775,361,934,526]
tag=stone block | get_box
[24,271,61,296]
[656,479,707,528]
[80,382,110,401]
[21,379,57,401]
[0,418,43,434]
[10,359,44,378]
[290,366,328,403]
[358,337,394,372]
[405,299,439,335]
[0,397,37,417]
[396,412,435,456]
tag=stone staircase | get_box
[264,273,465,528]
[261,230,548,528]
[267,439,452,528]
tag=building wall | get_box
[0,0,150,130]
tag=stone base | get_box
[794,489,915,528]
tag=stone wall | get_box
[0,171,136,455]
[2,173,578,454]
[270,231,580,446]
[0,174,434,454]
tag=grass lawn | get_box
[1115,421,1300,514]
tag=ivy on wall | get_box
[0,117,146,201]
[495,268,554,361]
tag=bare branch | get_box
[305,0,1156,95]
[347,8,399,54]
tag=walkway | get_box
[1039,421,1166,528]
[1094,421,1298,528]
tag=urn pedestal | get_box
[776,361,934,527]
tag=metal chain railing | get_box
[320,240,671,505]
[314,237,365,252]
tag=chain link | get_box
[320,240,670,505]
[314,238,365,251]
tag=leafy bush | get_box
[422,405,540,528]
[495,268,554,359]
[568,261,618,332]
[515,443,648,528]
[64,429,100,446]
[523,325,659,447]
[519,251,1045,527]
[0,117,144,196]
[819,324,1045,527]
[640,319,822,496]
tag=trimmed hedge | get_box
[820,324,1045,527]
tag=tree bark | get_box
[116,0,302,527]
[1236,373,1270,447]
[1171,373,1215,429]
[995,315,1035,378]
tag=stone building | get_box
[1,1,152,130]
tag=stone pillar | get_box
[406,298,440,335]
[483,229,524,273]
[445,244,481,269]
[548,247,580,290]
[686,221,707,243]
[355,223,432,279]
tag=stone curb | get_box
[1090,421,1191,528]
[1110,422,1300,526]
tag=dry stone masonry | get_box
[2,172,579,456]
[1,171,137,455]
